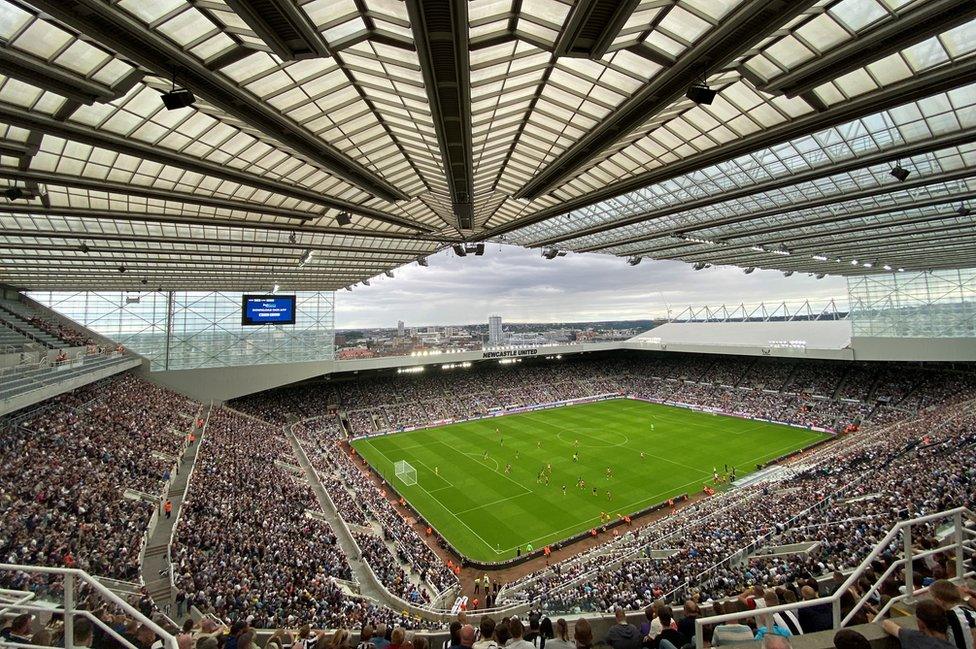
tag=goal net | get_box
[395,460,417,486]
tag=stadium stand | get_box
[0,374,199,593]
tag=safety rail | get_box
[693,507,976,649]
[0,564,178,649]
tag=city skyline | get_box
[335,244,848,329]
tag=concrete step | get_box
[144,544,169,558]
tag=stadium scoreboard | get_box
[241,295,296,325]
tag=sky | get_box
[334,244,849,329]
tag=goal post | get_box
[395,460,417,486]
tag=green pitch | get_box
[351,399,827,562]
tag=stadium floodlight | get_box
[272,283,279,294]
[288,232,297,243]
[815,273,826,279]
[897,267,906,272]
[890,164,910,181]
[417,257,429,267]
[850,259,859,265]
[394,460,417,486]
[627,256,641,266]
[743,267,755,274]
[362,279,370,286]
[782,270,794,277]
[384,270,394,278]
[118,265,126,273]
[812,254,828,261]
[883,264,892,271]
[79,242,90,254]
[336,211,352,226]
[452,243,466,257]
[862,261,873,268]
[542,247,559,259]
[298,249,313,267]
[344,286,353,291]
[3,187,25,200]
[692,262,708,271]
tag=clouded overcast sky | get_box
[335,243,848,329]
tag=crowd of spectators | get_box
[4,354,976,642]
[497,391,976,614]
[0,374,199,595]
[291,419,459,595]
[231,357,976,438]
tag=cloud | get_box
[335,244,848,328]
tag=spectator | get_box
[74,617,95,648]
[1,614,33,644]
[575,620,594,649]
[358,627,375,649]
[445,622,463,649]
[648,606,686,649]
[929,580,976,649]
[798,586,833,633]
[546,620,573,649]
[474,618,497,649]
[677,602,700,641]
[712,602,754,646]
[390,628,408,649]
[606,608,641,649]
[882,600,957,649]
[460,626,477,649]
[833,630,871,649]
[176,619,194,649]
[508,619,535,649]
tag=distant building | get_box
[338,347,377,360]
[488,315,503,344]
[397,320,405,337]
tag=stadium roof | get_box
[0,0,974,290]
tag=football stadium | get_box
[0,1,976,649]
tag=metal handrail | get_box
[0,564,178,649]
[693,507,976,649]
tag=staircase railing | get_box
[0,564,178,649]
[693,506,976,649]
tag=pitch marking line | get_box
[434,440,532,495]
[411,458,454,488]
[454,491,531,515]
[364,439,503,554]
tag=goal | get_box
[394,460,417,486]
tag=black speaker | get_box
[686,84,715,105]
[161,88,196,110]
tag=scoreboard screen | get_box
[241,295,296,326]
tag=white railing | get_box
[693,506,976,649]
[0,564,178,649]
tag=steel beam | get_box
[0,228,435,255]
[754,0,976,98]
[0,206,455,243]
[406,0,474,230]
[576,169,976,252]
[0,103,431,231]
[529,128,976,247]
[483,56,976,239]
[514,0,817,200]
[31,0,408,203]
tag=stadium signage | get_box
[482,348,538,359]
